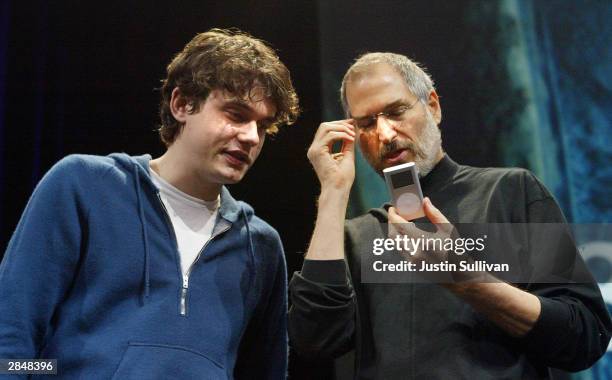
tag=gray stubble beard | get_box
[413,110,442,177]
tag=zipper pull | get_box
[180,275,189,316]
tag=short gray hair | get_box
[340,52,435,115]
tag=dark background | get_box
[1,1,610,379]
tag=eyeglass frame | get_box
[351,98,421,130]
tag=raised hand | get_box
[307,120,356,191]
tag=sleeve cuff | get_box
[524,296,570,347]
[300,259,347,285]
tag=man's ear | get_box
[427,90,442,125]
[170,87,189,123]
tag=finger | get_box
[340,135,355,156]
[387,207,404,237]
[318,120,355,130]
[317,131,355,149]
[423,197,449,225]
[325,123,356,138]
[388,207,419,237]
[315,122,356,140]
[388,207,408,224]
[307,131,354,162]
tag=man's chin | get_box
[217,168,248,184]
[220,174,245,185]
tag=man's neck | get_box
[433,148,444,166]
[150,151,221,202]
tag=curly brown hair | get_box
[158,28,300,146]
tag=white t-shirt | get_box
[149,167,219,279]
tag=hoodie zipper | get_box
[156,194,230,316]
[180,224,230,315]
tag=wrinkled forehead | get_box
[345,64,414,117]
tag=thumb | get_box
[388,206,407,224]
[388,207,418,237]
[423,197,449,225]
[341,136,355,157]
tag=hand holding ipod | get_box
[388,198,461,283]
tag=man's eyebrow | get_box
[223,99,252,111]
[381,99,412,111]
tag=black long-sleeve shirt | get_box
[289,155,612,379]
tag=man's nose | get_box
[376,117,397,144]
[238,120,260,146]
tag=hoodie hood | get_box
[112,153,252,223]
[107,152,257,306]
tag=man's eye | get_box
[356,118,375,130]
[387,107,407,118]
[226,111,247,123]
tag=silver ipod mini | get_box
[383,162,425,220]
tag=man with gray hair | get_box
[289,52,611,378]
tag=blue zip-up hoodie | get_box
[0,153,288,379]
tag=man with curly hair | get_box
[0,28,299,379]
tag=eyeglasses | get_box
[352,98,421,130]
